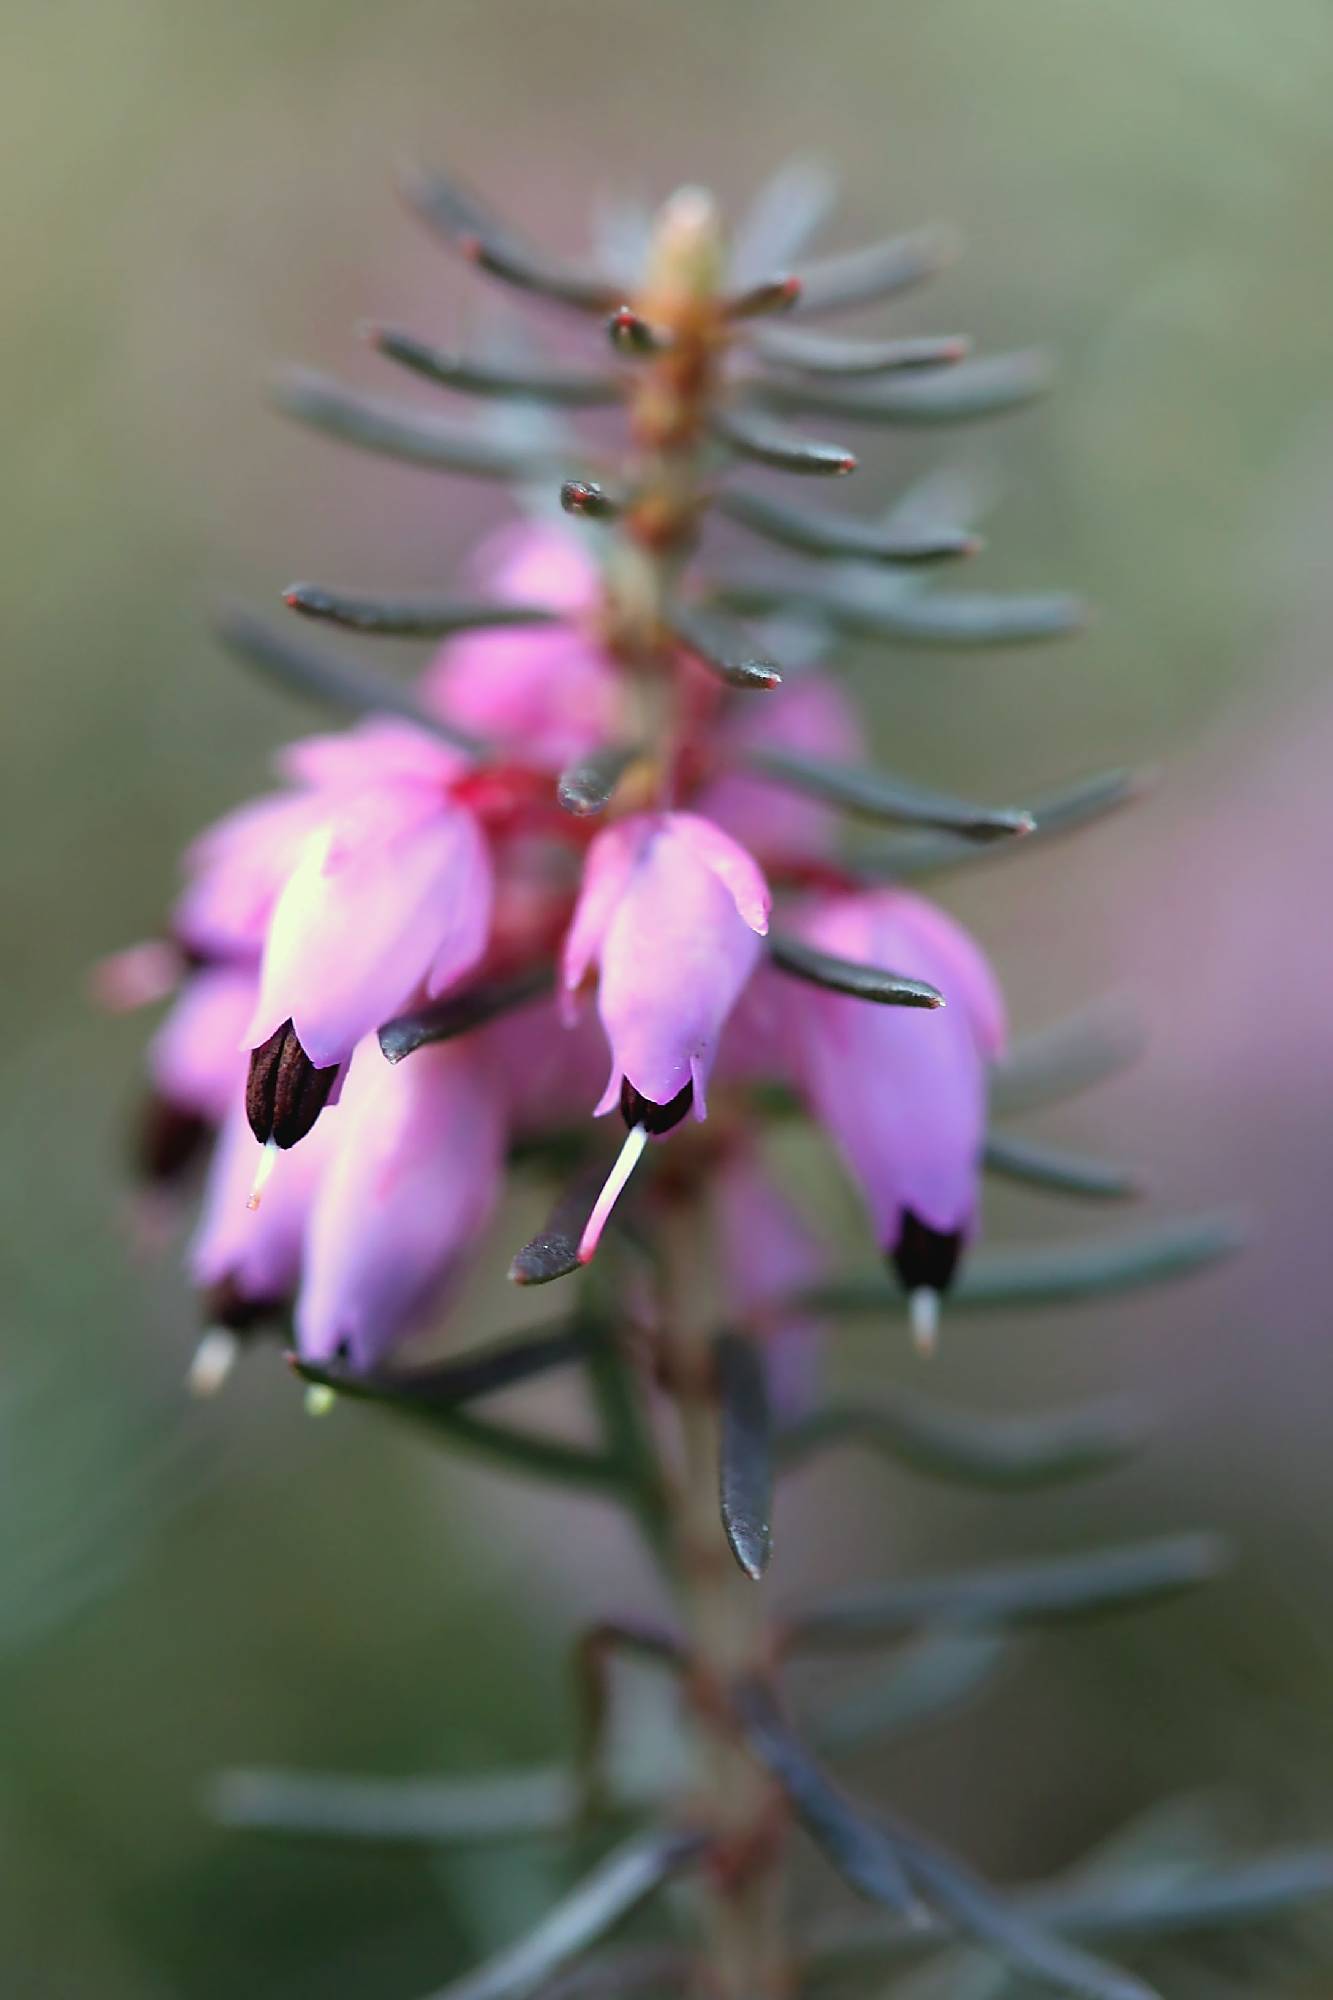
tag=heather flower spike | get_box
[114,158,1298,2000]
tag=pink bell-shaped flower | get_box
[783,887,1005,1345]
[295,1036,506,1372]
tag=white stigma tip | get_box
[246,1138,279,1212]
[578,1124,650,1263]
[909,1288,941,1357]
[188,1328,240,1398]
[304,1384,337,1418]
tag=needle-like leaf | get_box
[734,1680,922,1916]
[885,1820,1159,2000]
[812,1629,1017,1756]
[757,349,1053,425]
[273,368,571,479]
[557,744,643,816]
[776,1390,1147,1491]
[808,1846,1333,1980]
[746,747,1034,841]
[752,324,970,376]
[379,965,553,1063]
[853,769,1141,881]
[725,274,804,320]
[419,1824,707,2000]
[792,223,960,314]
[666,604,783,690]
[399,163,626,314]
[209,1764,582,1845]
[717,485,978,565]
[983,1133,1139,1201]
[990,1004,1145,1117]
[364,325,622,405]
[797,1214,1240,1315]
[709,572,1084,648]
[710,405,857,477]
[784,1532,1225,1651]
[215,607,483,752]
[729,157,839,288]
[767,931,944,1008]
[714,1333,774,1580]
[283,583,561,638]
[292,1353,622,1494]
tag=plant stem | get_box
[658,1197,790,2000]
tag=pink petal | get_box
[191,1101,328,1303]
[247,801,492,1068]
[149,965,256,1121]
[560,818,649,1013]
[295,1038,506,1370]
[666,812,771,936]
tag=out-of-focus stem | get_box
[595,189,791,1999]
[659,1198,790,2000]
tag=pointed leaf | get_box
[733,1680,921,1916]
[848,588,1086,647]
[784,1532,1225,1651]
[746,747,1034,841]
[365,325,621,405]
[809,1845,1333,1978]
[792,223,960,313]
[991,1004,1145,1117]
[887,1821,1158,2000]
[717,485,978,565]
[798,1213,1240,1315]
[753,324,970,376]
[510,1167,609,1287]
[666,604,783,690]
[400,163,626,314]
[273,368,569,479]
[293,1323,584,1412]
[419,1824,706,2000]
[813,1629,1016,1756]
[292,1355,623,1494]
[725,274,804,320]
[209,1764,581,1845]
[714,1332,774,1580]
[215,607,483,752]
[777,1390,1147,1491]
[379,965,553,1063]
[983,1133,1139,1201]
[558,744,643,817]
[853,769,1141,880]
[768,931,944,1008]
[730,158,839,288]
[757,349,1053,425]
[284,583,561,638]
[710,405,857,477]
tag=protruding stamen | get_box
[246,1138,279,1212]
[188,1328,240,1398]
[909,1289,941,1358]
[578,1124,650,1264]
[304,1384,338,1417]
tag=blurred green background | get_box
[7,0,1333,1992]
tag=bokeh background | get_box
[6,1,1333,1992]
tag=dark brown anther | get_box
[620,1077,695,1135]
[136,1095,210,1186]
[200,1276,284,1333]
[889,1211,964,1294]
[245,1019,339,1148]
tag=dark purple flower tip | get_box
[199,1275,284,1334]
[245,1019,339,1149]
[620,1076,695,1135]
[889,1211,965,1295]
[136,1094,211,1186]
